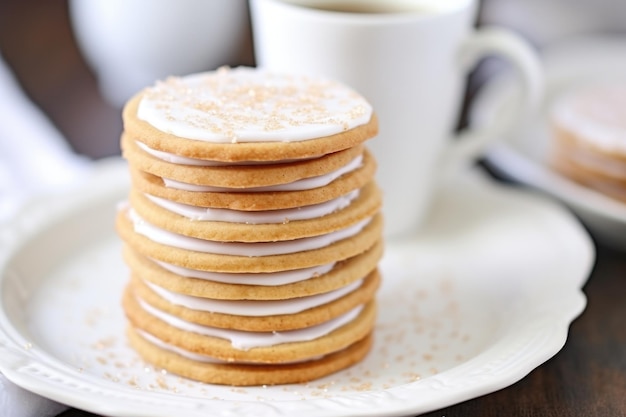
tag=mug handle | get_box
[441,26,544,178]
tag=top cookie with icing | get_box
[552,82,626,158]
[123,67,378,162]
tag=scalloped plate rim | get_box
[0,158,593,417]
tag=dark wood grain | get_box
[0,0,121,159]
[1,1,625,416]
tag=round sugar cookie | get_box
[552,136,626,182]
[122,134,365,188]
[551,82,626,162]
[123,289,376,364]
[552,152,626,202]
[128,148,376,211]
[128,269,380,331]
[121,239,383,300]
[116,210,383,273]
[122,68,379,163]
[128,181,381,242]
[127,326,372,386]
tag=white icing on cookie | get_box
[143,278,363,316]
[136,141,228,166]
[145,189,359,223]
[137,329,226,363]
[128,208,371,256]
[152,258,335,286]
[137,66,373,143]
[162,154,362,192]
[136,329,322,364]
[136,140,311,166]
[136,296,364,350]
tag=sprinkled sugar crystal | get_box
[137,67,373,143]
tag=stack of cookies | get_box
[116,67,383,386]
[551,82,626,202]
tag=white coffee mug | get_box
[250,0,543,239]
[69,0,252,108]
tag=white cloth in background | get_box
[0,54,93,416]
[0,53,92,225]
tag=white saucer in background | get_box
[473,35,626,250]
[0,159,593,417]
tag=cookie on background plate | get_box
[550,81,626,201]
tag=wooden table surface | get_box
[1,1,625,416]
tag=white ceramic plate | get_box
[0,158,594,417]
[474,35,626,250]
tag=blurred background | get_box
[0,0,625,160]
